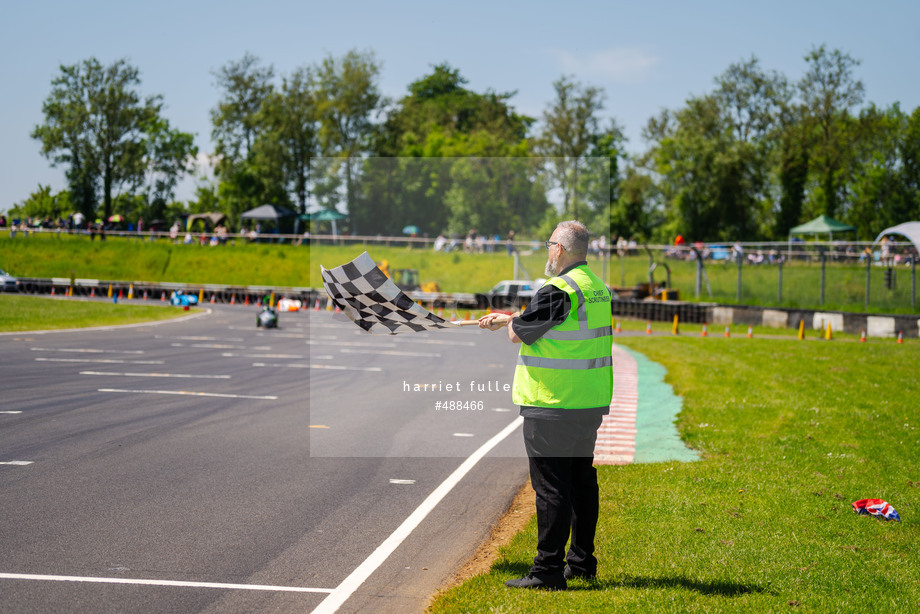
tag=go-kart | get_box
[170,291,199,307]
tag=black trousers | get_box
[523,415,603,577]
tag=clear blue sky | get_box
[2,0,918,212]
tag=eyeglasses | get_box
[544,241,564,251]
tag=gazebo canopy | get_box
[873,221,920,253]
[299,209,347,221]
[298,208,347,237]
[789,214,857,238]
[240,204,296,220]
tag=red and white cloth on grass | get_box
[852,499,900,521]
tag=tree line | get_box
[15,46,920,242]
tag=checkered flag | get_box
[321,252,459,335]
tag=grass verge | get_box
[0,295,197,332]
[3,235,917,314]
[429,335,920,612]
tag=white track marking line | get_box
[0,573,332,593]
[391,339,476,347]
[31,347,144,354]
[258,333,308,339]
[306,341,397,348]
[338,349,441,358]
[0,411,23,414]
[389,479,416,485]
[80,371,231,379]
[98,389,277,400]
[170,343,272,350]
[155,335,244,341]
[0,461,33,466]
[252,363,382,372]
[35,358,166,365]
[310,416,523,614]
[356,328,482,337]
[221,352,306,359]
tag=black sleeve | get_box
[510,284,570,345]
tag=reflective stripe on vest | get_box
[517,355,613,370]
[543,326,612,341]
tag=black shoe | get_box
[504,574,567,590]
[563,565,597,580]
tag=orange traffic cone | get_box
[230,294,236,305]
[897,331,903,344]
[314,299,321,311]
[724,325,731,338]
[143,290,148,300]
[90,287,96,298]
[118,289,123,299]
[245,295,250,306]
[210,294,216,304]
[50,286,55,296]
[615,320,622,334]
[701,323,708,337]
[645,321,652,335]
[747,326,753,338]
[860,330,866,342]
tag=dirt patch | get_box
[428,480,535,604]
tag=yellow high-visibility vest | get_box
[512,265,613,410]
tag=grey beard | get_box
[544,257,557,277]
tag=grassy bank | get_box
[0,294,197,332]
[1,233,917,314]
[430,335,919,612]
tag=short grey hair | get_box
[555,220,589,258]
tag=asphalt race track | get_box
[0,303,529,613]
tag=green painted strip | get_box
[619,345,699,464]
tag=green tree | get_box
[360,64,538,236]
[143,116,198,222]
[253,66,319,214]
[32,58,162,219]
[848,104,913,237]
[579,120,625,238]
[536,76,605,220]
[314,49,382,233]
[798,45,864,219]
[643,57,789,241]
[611,163,659,242]
[900,106,920,221]
[10,185,72,222]
[210,53,278,225]
[773,109,810,238]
